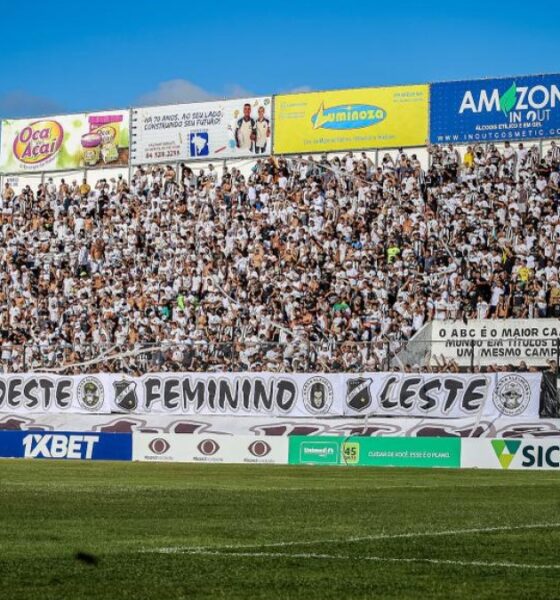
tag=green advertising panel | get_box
[289,436,461,468]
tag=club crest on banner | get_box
[492,374,531,417]
[303,376,334,414]
[76,377,104,411]
[113,380,139,411]
[345,377,373,411]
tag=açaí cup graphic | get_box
[84,114,123,165]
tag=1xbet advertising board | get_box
[0,111,130,173]
[430,74,560,143]
[288,436,461,468]
[274,85,428,154]
[0,431,132,460]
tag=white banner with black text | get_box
[0,372,542,418]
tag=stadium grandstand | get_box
[1,139,559,375]
[2,15,560,594]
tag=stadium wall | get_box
[2,429,560,470]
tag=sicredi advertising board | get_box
[131,97,272,164]
[430,73,560,143]
[461,438,560,470]
[0,110,130,173]
[274,85,428,154]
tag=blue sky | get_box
[1,0,559,117]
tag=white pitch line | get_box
[177,549,560,571]
[150,522,560,554]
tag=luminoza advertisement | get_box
[430,73,560,143]
[130,97,272,164]
[0,110,130,173]
[273,84,428,154]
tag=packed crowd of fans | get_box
[0,139,559,374]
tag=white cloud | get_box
[0,91,64,119]
[136,79,218,106]
[223,83,254,99]
[137,79,309,107]
[283,85,313,94]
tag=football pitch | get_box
[1,461,560,599]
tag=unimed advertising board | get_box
[131,97,272,164]
[430,73,560,143]
[273,85,428,154]
[288,436,461,468]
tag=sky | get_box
[0,0,559,118]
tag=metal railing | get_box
[1,335,557,375]
[0,340,398,375]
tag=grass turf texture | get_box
[1,461,559,599]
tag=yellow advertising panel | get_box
[273,84,428,154]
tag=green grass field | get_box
[1,461,560,599]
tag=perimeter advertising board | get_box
[131,97,272,164]
[0,430,131,460]
[274,85,428,154]
[0,110,130,173]
[430,74,560,143]
[461,438,560,470]
[133,433,288,464]
[288,436,461,468]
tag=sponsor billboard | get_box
[2,414,559,440]
[430,74,560,143]
[461,438,560,470]
[0,110,130,173]
[0,430,131,460]
[288,436,461,468]
[417,319,560,368]
[273,85,428,154]
[131,97,272,164]
[133,433,288,464]
[0,372,542,419]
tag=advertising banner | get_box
[131,97,272,164]
[0,372,542,419]
[0,110,130,173]
[461,438,560,470]
[422,319,560,368]
[273,85,428,154]
[133,433,288,464]
[430,74,560,144]
[2,414,559,440]
[0,430,131,460]
[288,436,461,468]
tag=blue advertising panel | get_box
[0,431,132,461]
[430,74,560,144]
